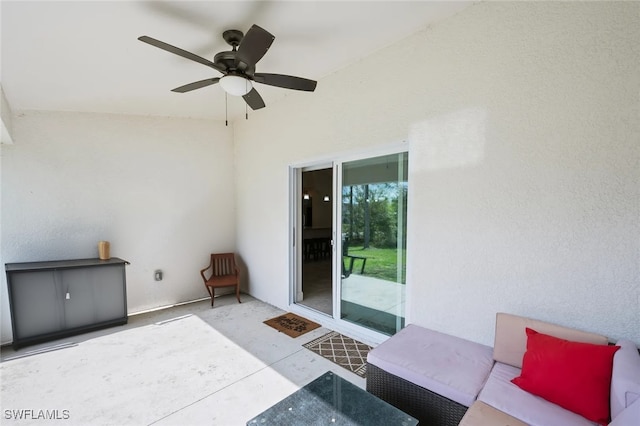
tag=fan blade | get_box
[253,73,317,92]
[138,36,225,73]
[237,25,274,66]
[243,88,266,110]
[171,78,220,93]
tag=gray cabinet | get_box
[6,258,129,348]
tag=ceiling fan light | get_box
[220,75,252,96]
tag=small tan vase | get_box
[98,241,111,260]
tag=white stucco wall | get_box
[234,1,640,345]
[1,111,235,344]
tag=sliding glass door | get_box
[338,152,408,335]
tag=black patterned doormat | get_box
[303,331,372,378]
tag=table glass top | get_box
[247,371,418,426]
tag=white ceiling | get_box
[1,1,475,121]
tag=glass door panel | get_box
[340,152,408,335]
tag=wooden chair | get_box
[200,253,241,307]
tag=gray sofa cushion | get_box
[477,362,597,426]
[609,398,640,426]
[367,324,493,407]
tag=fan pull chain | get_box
[245,79,249,120]
[225,92,228,127]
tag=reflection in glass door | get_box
[339,152,408,335]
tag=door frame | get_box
[289,162,334,308]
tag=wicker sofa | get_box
[366,313,640,426]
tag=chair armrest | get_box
[200,260,212,283]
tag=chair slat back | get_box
[210,253,236,277]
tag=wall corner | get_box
[1,85,15,145]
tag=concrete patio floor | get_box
[0,295,366,425]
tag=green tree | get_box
[343,182,404,249]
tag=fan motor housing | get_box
[214,51,254,75]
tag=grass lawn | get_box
[345,246,406,283]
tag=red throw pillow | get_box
[511,328,620,425]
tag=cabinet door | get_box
[91,265,126,322]
[61,265,126,329]
[9,271,64,339]
[60,268,98,329]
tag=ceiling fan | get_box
[138,25,317,111]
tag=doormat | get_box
[303,331,372,378]
[263,312,321,338]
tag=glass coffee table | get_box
[247,371,418,425]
